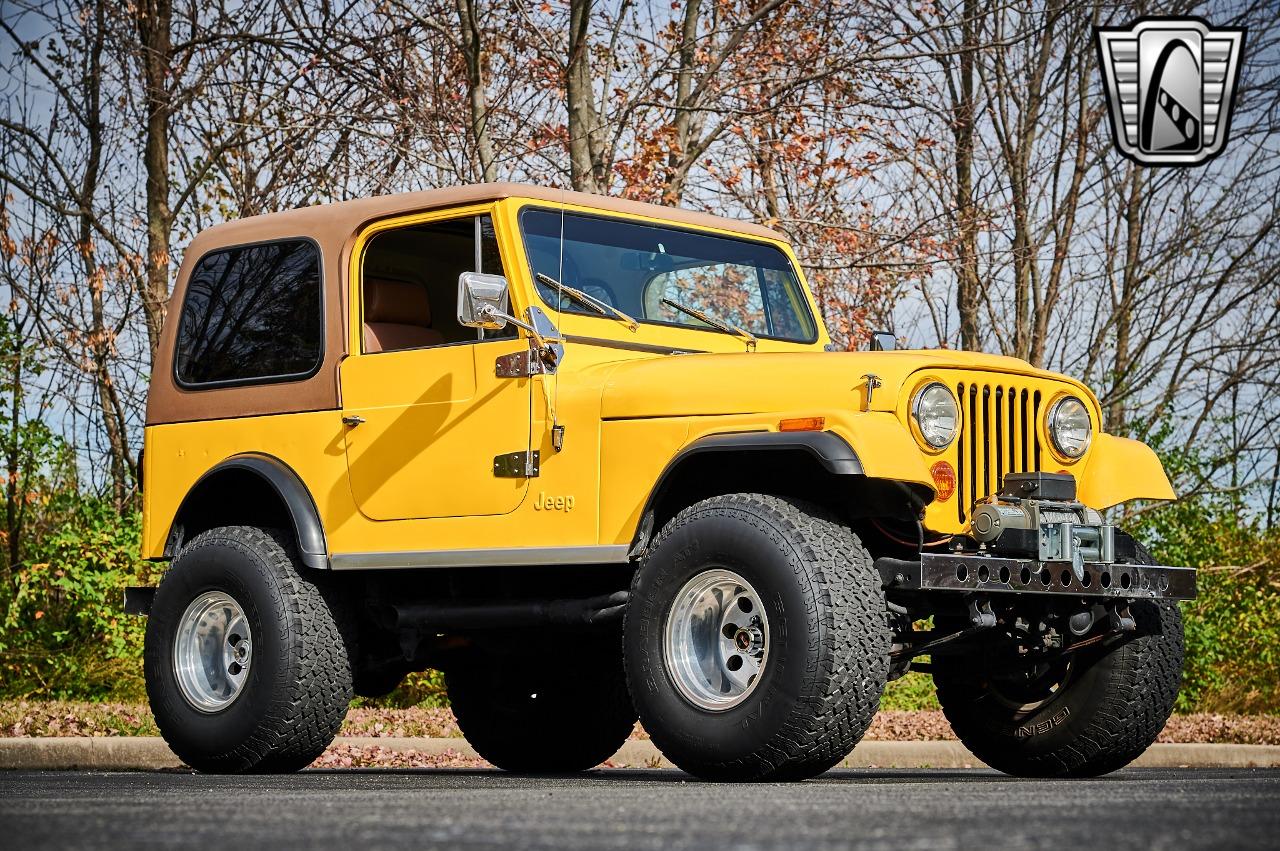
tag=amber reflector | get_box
[930,460,957,502]
[779,417,825,432]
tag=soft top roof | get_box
[147,183,786,426]
[192,182,786,249]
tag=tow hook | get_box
[1109,603,1136,632]
[969,597,996,628]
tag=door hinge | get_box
[495,349,539,378]
[495,339,558,378]
[493,450,540,478]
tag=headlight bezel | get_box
[1046,394,1093,461]
[910,381,959,451]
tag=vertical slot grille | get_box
[956,381,1043,524]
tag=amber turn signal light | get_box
[778,417,825,432]
[930,460,956,502]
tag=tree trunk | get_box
[84,0,134,507]
[455,0,497,182]
[1031,15,1094,368]
[661,0,703,205]
[953,0,982,352]
[4,323,23,572]
[136,0,174,364]
[1107,166,1144,432]
[566,0,603,193]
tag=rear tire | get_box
[624,493,891,781]
[144,526,353,773]
[446,633,636,773]
[934,549,1183,777]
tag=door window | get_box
[361,214,512,353]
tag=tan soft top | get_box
[147,183,784,426]
[193,183,785,247]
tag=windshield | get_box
[520,209,818,343]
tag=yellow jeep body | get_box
[141,184,1174,569]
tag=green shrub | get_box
[1125,418,1280,713]
[358,670,450,710]
[880,672,940,711]
[0,499,159,700]
[1135,503,1280,713]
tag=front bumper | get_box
[876,552,1197,601]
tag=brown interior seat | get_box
[363,277,445,352]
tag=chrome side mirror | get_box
[457,273,564,368]
[457,272,510,329]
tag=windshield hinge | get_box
[862,373,882,411]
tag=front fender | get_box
[1078,433,1176,510]
[829,412,935,491]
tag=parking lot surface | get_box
[2,767,1277,849]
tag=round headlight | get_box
[912,383,958,449]
[1048,396,1092,459]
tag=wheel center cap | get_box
[734,627,763,653]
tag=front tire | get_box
[933,547,1183,777]
[624,493,891,781]
[144,526,353,773]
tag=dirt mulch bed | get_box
[311,742,489,770]
[341,706,461,738]
[4,701,1278,746]
[0,701,159,738]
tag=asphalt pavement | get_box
[2,767,1276,850]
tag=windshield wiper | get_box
[536,273,637,332]
[660,297,758,351]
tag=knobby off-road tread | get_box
[934,545,1183,778]
[149,526,353,773]
[633,493,892,781]
[1059,600,1183,776]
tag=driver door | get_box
[340,212,532,520]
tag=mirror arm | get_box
[478,305,560,365]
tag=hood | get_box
[597,349,1090,420]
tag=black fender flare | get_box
[167,453,329,570]
[666,430,864,475]
[631,430,864,555]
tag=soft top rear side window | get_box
[175,238,323,388]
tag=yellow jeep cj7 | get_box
[129,183,1193,781]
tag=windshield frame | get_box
[516,205,821,346]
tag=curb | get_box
[3,737,1279,772]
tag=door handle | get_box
[342,415,366,427]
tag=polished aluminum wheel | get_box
[173,591,252,712]
[663,568,769,711]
